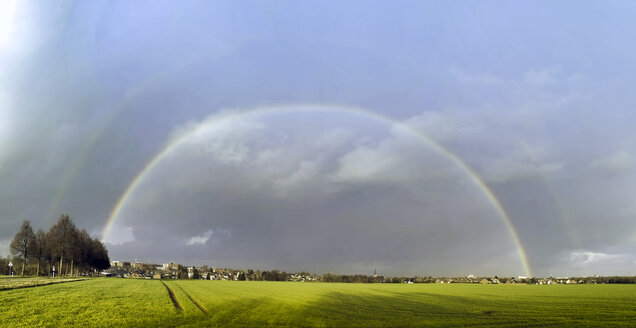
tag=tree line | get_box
[5,215,110,276]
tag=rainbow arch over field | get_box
[101,104,533,277]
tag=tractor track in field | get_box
[161,281,183,311]
[175,284,210,315]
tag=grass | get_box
[0,276,86,291]
[1,279,634,327]
[0,278,179,327]
[168,281,636,327]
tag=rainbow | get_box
[102,104,533,277]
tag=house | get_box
[163,263,178,271]
[135,262,147,269]
[153,273,162,279]
[480,278,492,284]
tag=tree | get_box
[7,215,109,277]
[176,265,188,279]
[32,229,47,276]
[46,215,78,276]
[10,220,36,276]
[0,256,8,275]
[87,238,110,272]
[192,267,200,279]
[74,229,92,275]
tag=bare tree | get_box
[74,229,91,275]
[10,220,36,276]
[8,215,109,277]
[46,215,78,276]
[32,229,47,276]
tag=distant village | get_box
[104,261,636,284]
[106,260,318,282]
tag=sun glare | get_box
[0,0,17,48]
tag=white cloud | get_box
[451,68,502,86]
[522,67,559,86]
[404,93,569,185]
[272,160,324,198]
[187,229,213,246]
[103,224,135,245]
[541,249,636,276]
[404,110,482,144]
[332,146,398,183]
[569,250,628,265]
[590,150,634,174]
[482,143,564,183]
[168,109,241,142]
[313,128,356,149]
[168,110,266,166]
[192,122,262,165]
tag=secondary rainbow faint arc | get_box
[45,53,215,221]
[102,104,533,277]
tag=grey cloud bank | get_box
[1,1,635,277]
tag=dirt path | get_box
[160,281,183,310]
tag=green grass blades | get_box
[0,277,85,291]
[1,279,635,327]
[0,279,181,327]
[168,280,636,327]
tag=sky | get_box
[1,0,635,277]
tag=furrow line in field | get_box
[175,284,209,315]
[161,281,183,311]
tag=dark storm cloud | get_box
[1,1,635,276]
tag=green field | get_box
[0,276,85,291]
[0,278,634,327]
